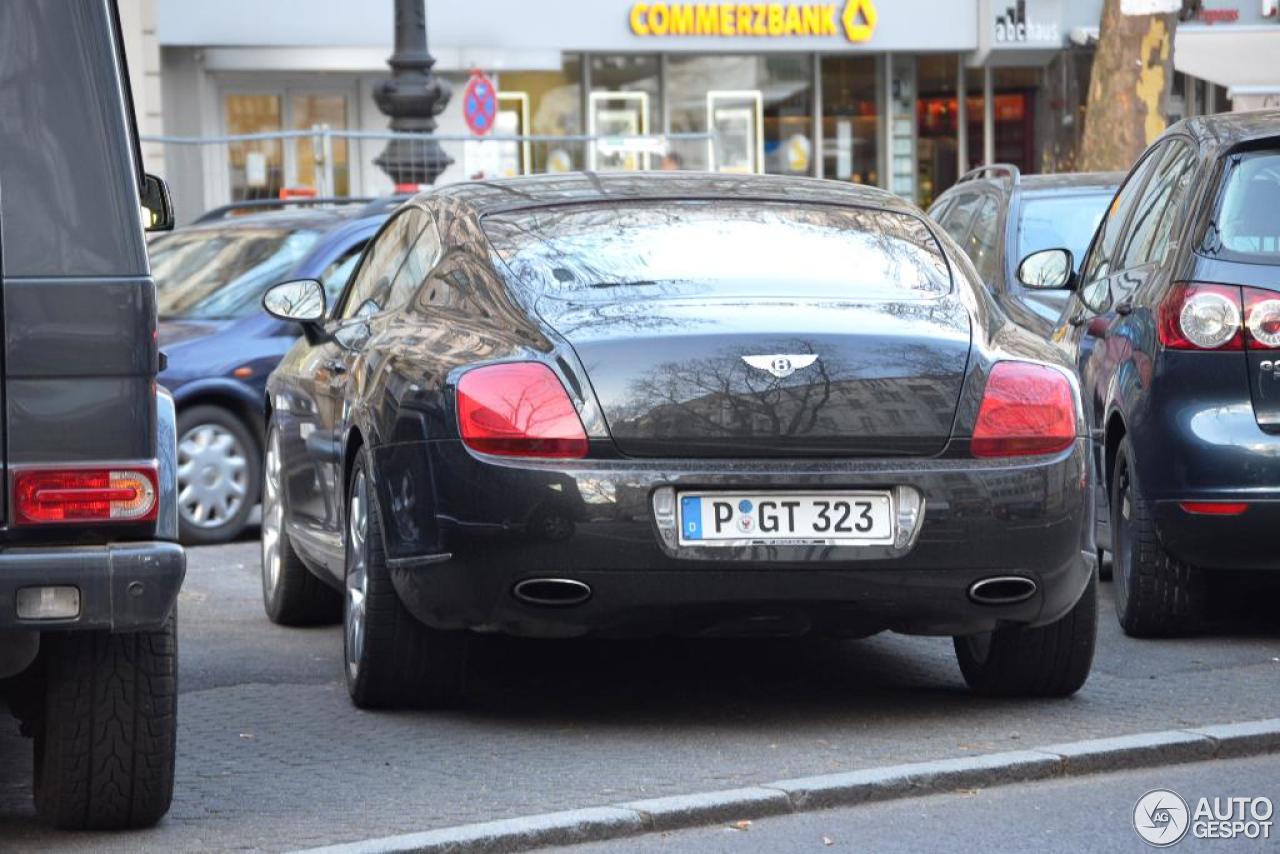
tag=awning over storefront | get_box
[1174,25,1280,101]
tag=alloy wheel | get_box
[345,470,370,682]
[177,422,249,529]
[261,429,283,600]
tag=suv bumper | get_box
[0,542,185,631]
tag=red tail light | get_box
[971,362,1077,458]
[1179,501,1248,515]
[13,465,158,525]
[1158,283,1243,350]
[457,362,588,458]
[1158,283,1280,351]
[1243,287,1280,349]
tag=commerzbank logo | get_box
[629,0,878,43]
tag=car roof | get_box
[177,207,363,234]
[1172,109,1280,154]
[1017,171,1124,192]
[419,171,915,218]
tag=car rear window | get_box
[1201,150,1280,263]
[482,201,951,300]
[1016,191,1114,271]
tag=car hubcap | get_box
[345,471,370,682]
[177,423,248,529]
[261,430,283,599]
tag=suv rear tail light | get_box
[1158,283,1243,350]
[13,465,159,525]
[457,362,588,458]
[971,362,1077,458]
[1243,287,1280,349]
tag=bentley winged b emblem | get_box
[741,353,819,379]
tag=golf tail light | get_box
[13,466,158,525]
[1244,288,1280,349]
[1158,282,1243,350]
[457,363,588,458]
[971,362,1077,458]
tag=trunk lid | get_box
[540,294,972,457]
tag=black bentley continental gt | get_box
[259,172,1097,708]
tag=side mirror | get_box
[1017,248,1075,291]
[263,279,326,323]
[141,174,175,232]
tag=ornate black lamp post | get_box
[372,0,452,187]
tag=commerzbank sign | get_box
[628,0,878,42]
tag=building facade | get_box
[150,0,1277,221]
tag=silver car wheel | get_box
[177,422,249,529]
[261,428,283,599]
[345,470,370,682]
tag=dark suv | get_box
[1019,110,1280,637]
[928,165,1122,339]
[0,0,184,829]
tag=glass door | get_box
[706,90,763,174]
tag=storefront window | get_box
[496,55,583,174]
[225,94,283,201]
[667,55,814,176]
[915,55,959,206]
[589,55,660,171]
[821,56,879,186]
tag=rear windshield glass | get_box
[1016,191,1114,271]
[483,201,951,300]
[150,227,320,319]
[1201,150,1280,263]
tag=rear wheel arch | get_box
[177,391,264,451]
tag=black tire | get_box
[261,421,341,626]
[176,405,260,546]
[953,572,1097,697]
[1111,437,1204,637]
[33,612,177,830]
[344,449,468,709]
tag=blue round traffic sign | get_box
[463,71,497,137]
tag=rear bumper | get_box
[381,439,1095,639]
[0,541,185,631]
[1154,500,1280,571]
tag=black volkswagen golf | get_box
[259,173,1096,707]
[1018,111,1280,637]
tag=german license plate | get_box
[677,491,894,546]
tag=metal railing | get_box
[143,127,723,224]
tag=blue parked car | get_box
[151,200,391,544]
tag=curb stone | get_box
[1037,730,1216,775]
[293,718,1280,854]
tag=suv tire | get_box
[953,572,1097,697]
[344,449,468,709]
[261,421,341,626]
[1111,437,1204,637]
[176,405,260,546]
[33,613,177,830]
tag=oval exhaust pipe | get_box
[512,577,592,607]
[968,576,1037,606]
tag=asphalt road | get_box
[554,753,1280,853]
[1,533,1278,851]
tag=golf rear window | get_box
[1201,149,1280,262]
[483,200,951,300]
